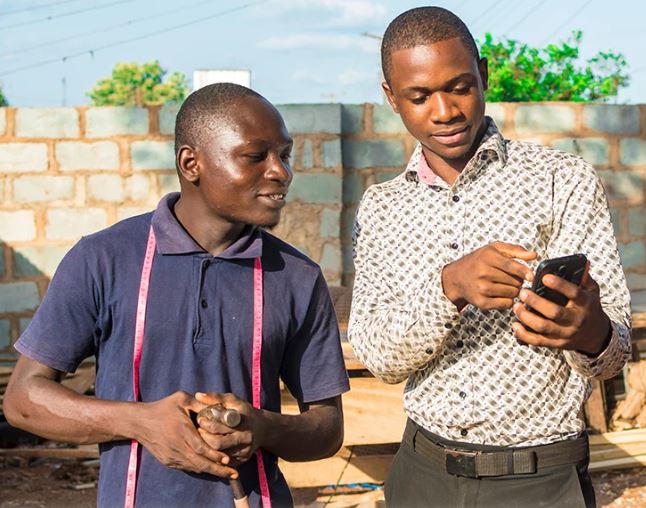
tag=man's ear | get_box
[177,145,200,184]
[382,81,400,113]
[478,57,489,92]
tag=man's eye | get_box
[281,153,292,162]
[411,96,427,105]
[246,153,266,161]
[453,86,470,94]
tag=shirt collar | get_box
[151,192,263,259]
[405,117,507,185]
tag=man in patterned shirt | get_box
[348,6,631,508]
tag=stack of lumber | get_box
[0,366,13,414]
[610,361,646,430]
[589,428,646,471]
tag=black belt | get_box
[403,419,589,479]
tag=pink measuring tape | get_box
[124,225,272,508]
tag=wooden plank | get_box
[280,449,393,488]
[341,342,365,372]
[589,428,646,446]
[0,445,99,459]
[589,453,646,472]
[282,376,406,446]
[590,443,646,461]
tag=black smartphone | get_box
[530,253,588,307]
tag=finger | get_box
[197,416,236,434]
[489,254,534,283]
[541,274,580,301]
[198,428,251,456]
[191,456,239,479]
[511,321,567,349]
[513,302,569,335]
[518,288,575,325]
[195,392,226,405]
[475,297,515,310]
[492,242,538,262]
[480,282,523,299]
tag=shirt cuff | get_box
[564,322,627,379]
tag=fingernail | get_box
[519,289,528,301]
[512,302,521,313]
[195,392,206,398]
[525,272,534,282]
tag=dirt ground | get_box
[0,456,645,507]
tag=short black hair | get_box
[174,82,263,154]
[381,6,479,83]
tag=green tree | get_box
[88,60,189,106]
[479,31,629,102]
[0,85,8,107]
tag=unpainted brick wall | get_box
[1,102,645,357]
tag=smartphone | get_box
[530,253,588,307]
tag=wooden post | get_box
[586,380,608,433]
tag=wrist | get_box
[441,263,464,307]
[581,317,612,357]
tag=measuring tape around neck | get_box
[124,225,272,508]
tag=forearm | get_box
[259,403,343,462]
[348,271,458,383]
[5,374,142,445]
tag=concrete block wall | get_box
[340,102,646,313]
[1,102,646,357]
[0,105,343,357]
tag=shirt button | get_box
[460,429,468,437]
[425,347,434,355]
[201,299,208,308]
[450,242,459,250]
[459,391,467,399]
[452,195,460,203]
[456,340,464,348]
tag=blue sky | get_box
[1,0,645,107]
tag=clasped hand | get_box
[442,242,610,355]
[136,391,265,480]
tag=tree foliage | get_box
[88,60,189,106]
[479,31,629,102]
[0,85,8,107]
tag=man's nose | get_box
[266,155,293,184]
[429,92,458,123]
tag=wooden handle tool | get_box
[197,405,249,508]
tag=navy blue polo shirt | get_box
[16,193,350,508]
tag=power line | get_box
[0,0,221,61]
[471,0,517,35]
[538,0,594,45]
[468,0,507,29]
[0,0,132,30]
[503,0,547,37]
[0,0,82,17]
[0,0,268,78]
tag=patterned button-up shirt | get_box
[348,118,631,447]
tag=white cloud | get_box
[271,0,385,26]
[291,69,326,84]
[258,33,378,53]
[337,68,371,85]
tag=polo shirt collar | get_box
[151,192,263,259]
[405,117,507,185]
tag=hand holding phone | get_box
[528,254,588,313]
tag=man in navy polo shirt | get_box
[4,83,350,507]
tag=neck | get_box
[173,196,245,256]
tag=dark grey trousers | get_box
[385,423,595,508]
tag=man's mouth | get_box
[431,126,469,145]
[258,193,287,208]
